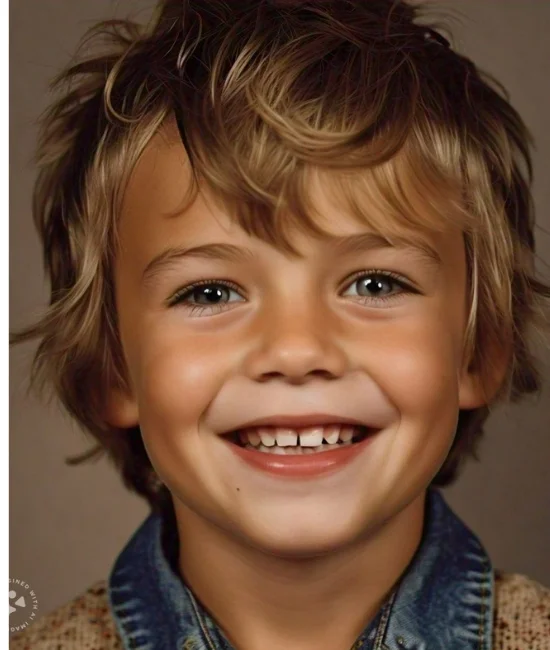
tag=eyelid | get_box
[167,278,244,307]
[341,269,417,294]
[166,269,419,313]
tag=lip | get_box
[225,413,369,433]
[223,430,378,479]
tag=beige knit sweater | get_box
[10,571,550,649]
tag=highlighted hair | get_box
[11,0,550,512]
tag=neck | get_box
[174,492,426,650]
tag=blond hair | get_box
[11,0,550,513]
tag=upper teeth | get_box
[238,424,359,447]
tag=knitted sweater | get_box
[9,571,550,649]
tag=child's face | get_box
[108,123,487,555]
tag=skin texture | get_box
[106,121,505,650]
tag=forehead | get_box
[117,121,464,265]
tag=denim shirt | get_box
[108,489,494,650]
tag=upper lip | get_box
[226,413,368,433]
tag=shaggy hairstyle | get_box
[12,0,550,514]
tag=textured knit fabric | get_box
[493,571,550,648]
[9,572,550,649]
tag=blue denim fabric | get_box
[108,489,493,650]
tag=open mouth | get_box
[223,424,373,455]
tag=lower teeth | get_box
[248,441,355,454]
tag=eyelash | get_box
[167,270,417,317]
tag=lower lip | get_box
[224,433,378,479]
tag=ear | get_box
[458,337,512,409]
[103,384,139,429]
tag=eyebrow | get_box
[141,232,442,286]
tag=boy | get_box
[10,0,550,648]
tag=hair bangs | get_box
[183,122,473,261]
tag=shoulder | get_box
[10,580,123,650]
[493,570,550,649]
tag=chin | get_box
[236,506,372,559]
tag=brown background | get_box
[10,0,550,619]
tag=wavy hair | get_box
[11,0,550,513]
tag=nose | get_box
[242,296,350,385]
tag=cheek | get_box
[367,316,461,428]
[359,316,462,488]
[125,325,226,489]
[128,320,230,427]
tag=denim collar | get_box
[108,488,494,650]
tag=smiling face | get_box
[107,122,494,557]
